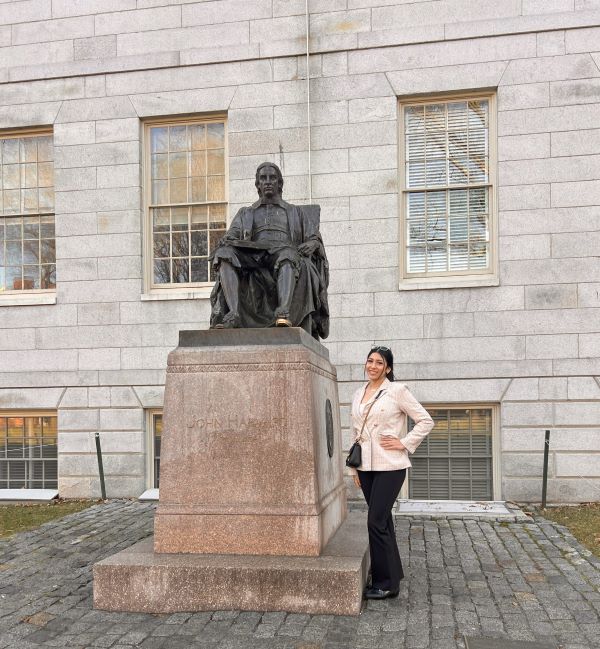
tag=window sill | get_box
[398,274,499,291]
[139,488,159,501]
[0,292,57,306]
[0,489,58,502]
[141,288,213,301]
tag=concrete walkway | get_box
[0,500,598,649]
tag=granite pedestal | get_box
[94,328,369,615]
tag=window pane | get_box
[191,176,207,202]
[23,240,39,264]
[172,232,189,257]
[154,258,170,284]
[191,205,208,229]
[171,258,189,283]
[169,177,188,203]
[191,150,206,176]
[40,216,54,239]
[151,127,168,153]
[153,208,170,232]
[169,125,187,152]
[152,154,168,180]
[153,233,170,258]
[191,257,208,282]
[207,175,225,202]
[41,265,55,289]
[207,149,224,175]
[206,123,224,149]
[191,230,207,256]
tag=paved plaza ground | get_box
[0,500,598,649]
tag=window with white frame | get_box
[144,117,227,291]
[0,413,58,489]
[0,132,55,294]
[399,94,496,286]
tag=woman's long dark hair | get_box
[367,346,395,381]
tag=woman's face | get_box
[366,352,388,382]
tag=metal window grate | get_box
[0,415,57,489]
[153,413,162,489]
[408,408,493,500]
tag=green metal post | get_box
[541,429,550,509]
[95,432,107,500]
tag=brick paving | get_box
[0,500,598,649]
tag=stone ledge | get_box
[394,499,531,522]
[93,510,369,616]
[178,326,329,359]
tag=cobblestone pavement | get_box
[0,500,598,649]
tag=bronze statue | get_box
[209,162,329,340]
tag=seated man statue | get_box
[209,162,329,340]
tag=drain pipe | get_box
[305,0,312,202]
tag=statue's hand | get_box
[217,233,236,247]
[298,240,320,256]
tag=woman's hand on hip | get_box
[353,474,361,488]
[379,436,407,451]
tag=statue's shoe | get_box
[275,317,292,327]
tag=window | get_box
[144,117,227,293]
[399,93,497,289]
[0,131,55,294]
[0,413,58,489]
[408,407,495,500]
[145,410,162,490]
[152,412,162,489]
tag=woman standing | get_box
[350,346,434,599]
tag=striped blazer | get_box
[350,378,434,473]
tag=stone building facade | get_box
[0,0,599,503]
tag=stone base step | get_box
[93,511,369,616]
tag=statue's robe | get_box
[210,199,329,339]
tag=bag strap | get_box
[356,389,383,444]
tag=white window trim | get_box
[399,403,501,501]
[0,291,56,307]
[0,127,56,303]
[397,91,499,291]
[142,114,228,300]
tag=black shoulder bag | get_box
[345,390,383,468]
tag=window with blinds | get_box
[408,408,493,500]
[399,94,496,285]
[144,117,227,291]
[0,413,58,489]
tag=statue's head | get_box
[255,162,284,200]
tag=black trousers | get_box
[358,469,406,591]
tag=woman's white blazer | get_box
[350,378,434,473]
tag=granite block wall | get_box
[0,0,598,502]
